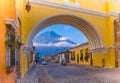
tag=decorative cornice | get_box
[91,46,115,54]
[30,0,108,17]
[70,42,89,51]
[29,0,120,17]
[109,12,119,17]
[5,19,18,29]
[91,47,108,54]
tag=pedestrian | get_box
[35,54,39,64]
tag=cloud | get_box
[33,42,76,47]
[59,37,68,41]
[64,25,72,30]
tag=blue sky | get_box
[35,24,88,44]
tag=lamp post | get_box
[26,0,31,12]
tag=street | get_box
[18,62,120,83]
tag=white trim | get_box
[5,19,18,29]
[109,12,119,17]
[64,0,80,7]
[91,47,108,54]
[30,0,107,17]
[91,46,115,54]
[30,0,120,17]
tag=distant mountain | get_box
[32,31,77,56]
[35,46,70,56]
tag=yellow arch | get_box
[17,0,118,77]
[26,14,103,49]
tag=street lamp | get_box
[26,0,31,12]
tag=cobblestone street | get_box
[17,64,50,83]
[17,62,120,83]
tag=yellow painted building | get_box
[70,42,109,68]
[0,0,120,80]
[70,42,91,65]
[15,0,120,77]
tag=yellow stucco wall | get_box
[92,48,115,68]
[0,0,119,80]
[17,0,120,76]
[22,2,114,47]
[0,0,19,82]
[45,0,106,13]
[46,0,64,3]
[111,1,120,13]
[0,0,16,76]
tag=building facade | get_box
[70,42,91,65]
[18,0,120,76]
[0,0,21,82]
[1,0,120,80]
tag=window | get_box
[6,25,15,68]
[71,51,75,61]
[80,50,83,61]
[6,47,11,67]
[77,54,79,63]
[85,48,89,62]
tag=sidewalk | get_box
[17,64,38,83]
[17,64,51,83]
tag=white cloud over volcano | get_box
[33,41,76,47]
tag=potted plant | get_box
[15,40,21,48]
[5,37,12,47]
[6,66,13,74]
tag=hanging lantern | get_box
[26,0,31,12]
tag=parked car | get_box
[41,60,48,65]
[54,60,59,63]
[61,59,67,66]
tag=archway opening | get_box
[32,24,88,57]
[26,15,103,50]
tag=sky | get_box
[35,24,88,44]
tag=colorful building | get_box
[15,0,120,77]
[58,51,71,64]
[0,0,21,82]
[51,51,71,63]
[70,42,91,65]
[70,41,115,68]
[17,0,120,75]
[1,0,120,81]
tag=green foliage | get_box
[7,30,15,36]
[5,37,12,47]
[15,40,21,48]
